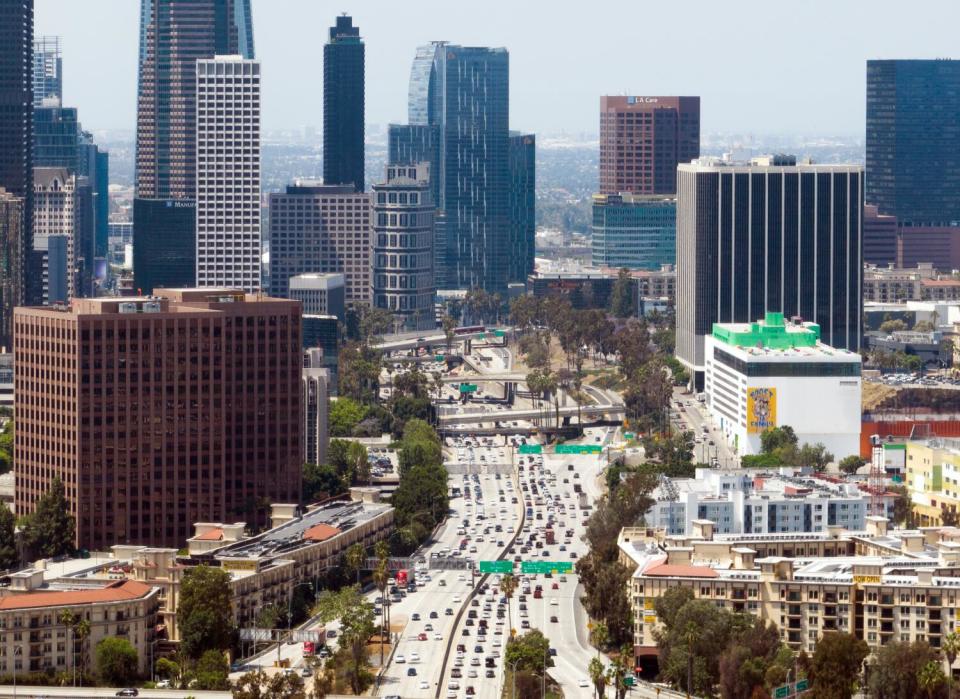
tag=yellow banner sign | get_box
[643,615,657,624]
[221,559,259,572]
[643,600,655,610]
[853,575,881,584]
[746,387,777,434]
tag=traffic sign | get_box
[555,444,602,455]
[518,444,543,454]
[520,561,573,574]
[479,560,513,574]
[459,383,478,392]
[623,677,636,687]
[775,686,790,699]
[795,679,809,692]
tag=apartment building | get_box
[864,263,960,303]
[0,572,158,676]
[904,438,960,526]
[620,521,960,675]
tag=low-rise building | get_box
[903,438,960,526]
[704,312,862,459]
[620,521,960,675]
[864,262,960,303]
[646,467,892,536]
[0,572,159,676]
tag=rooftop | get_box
[712,312,819,350]
[0,579,153,610]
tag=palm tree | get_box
[945,632,960,698]
[57,609,77,685]
[346,543,366,586]
[501,574,517,637]
[373,560,389,666]
[592,621,608,656]
[74,617,91,685]
[919,660,947,699]
[589,656,607,699]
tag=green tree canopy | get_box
[191,649,230,690]
[232,669,306,699]
[177,565,236,660]
[329,398,367,437]
[609,268,636,318]
[867,640,940,699]
[838,455,868,475]
[313,585,375,694]
[21,476,75,560]
[809,632,869,699]
[760,426,798,454]
[0,504,17,571]
[95,637,139,687]
[504,630,554,676]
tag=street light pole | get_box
[12,645,20,699]
[279,581,314,665]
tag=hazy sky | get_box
[36,0,960,137]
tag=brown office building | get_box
[599,96,699,195]
[14,289,302,550]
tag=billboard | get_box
[746,387,777,434]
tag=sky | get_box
[35,0,960,138]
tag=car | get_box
[521,620,530,628]
[466,687,476,696]
[446,607,454,615]
[435,633,443,640]
[408,667,418,676]
[301,667,313,677]
[471,657,481,666]
[486,669,496,678]
[551,582,559,590]
[396,654,406,663]
[548,648,557,657]
[550,598,558,605]
[449,681,461,690]
[550,615,559,623]
[578,679,590,688]
[410,652,421,663]
[462,628,471,636]
[156,680,172,689]
[412,612,421,621]
[430,610,439,619]
[326,629,338,638]
[418,632,428,641]
[116,691,139,698]
[419,680,430,690]
[425,623,434,631]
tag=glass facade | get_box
[405,42,511,293]
[508,133,536,284]
[132,198,196,294]
[33,105,78,170]
[323,15,364,192]
[867,60,960,225]
[32,36,62,107]
[591,194,675,270]
[713,347,861,378]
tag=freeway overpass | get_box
[437,401,624,425]
[375,328,509,353]
[440,372,527,383]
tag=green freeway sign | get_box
[623,676,635,687]
[521,561,573,574]
[479,560,513,574]
[795,679,808,692]
[459,383,478,392]
[555,444,602,455]
[774,686,789,699]
[494,330,506,337]
[518,444,543,454]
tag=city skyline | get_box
[35,0,960,138]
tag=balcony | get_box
[824,606,837,618]
[824,621,838,631]
[787,606,802,617]
[787,593,802,602]
[731,590,746,601]
[880,623,894,633]
[825,593,838,604]
[880,595,895,606]
[788,620,802,630]
[881,609,894,620]
[929,597,942,607]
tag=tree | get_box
[504,630,553,675]
[346,441,369,486]
[358,306,394,345]
[809,632,868,699]
[329,398,367,437]
[302,463,344,503]
[20,476,75,559]
[589,656,608,699]
[345,543,366,585]
[918,661,947,699]
[881,319,908,333]
[760,426,798,455]
[607,646,633,699]
[943,632,960,695]
[889,485,913,526]
[868,641,941,699]
[177,565,236,660]
[154,657,180,687]
[609,268,636,318]
[795,442,834,471]
[441,314,458,355]
[192,649,230,690]
[501,574,517,638]
[95,637,139,687]
[0,504,17,571]
[313,585,375,694]
[233,669,307,699]
[838,455,868,475]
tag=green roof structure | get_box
[712,312,820,350]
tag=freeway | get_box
[437,402,625,426]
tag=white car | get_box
[434,633,443,641]
[395,654,406,663]
[578,679,590,688]
[410,652,420,663]
[551,598,558,606]
[419,680,430,690]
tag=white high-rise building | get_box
[195,56,261,291]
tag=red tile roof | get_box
[303,523,341,542]
[642,563,719,579]
[194,528,224,541]
[0,580,153,610]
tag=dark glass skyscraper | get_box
[675,158,864,384]
[33,104,78,170]
[136,0,254,199]
[133,198,197,293]
[32,36,61,107]
[0,0,35,316]
[508,132,536,284]
[323,15,364,192]
[867,60,960,226]
[405,42,510,293]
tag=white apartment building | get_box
[646,467,887,536]
[195,56,261,291]
[704,312,862,459]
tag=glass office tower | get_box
[323,15,364,192]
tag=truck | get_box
[545,529,555,545]
[396,569,415,587]
[303,641,315,656]
[578,492,589,509]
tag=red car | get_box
[418,632,428,641]
[551,582,559,590]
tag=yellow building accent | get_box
[746,387,777,433]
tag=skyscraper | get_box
[0,190,25,349]
[195,56,261,291]
[675,157,863,385]
[323,15,364,192]
[599,96,700,196]
[0,0,35,317]
[268,183,372,305]
[33,103,79,170]
[508,133,536,284]
[372,163,435,332]
[866,60,960,226]
[405,42,510,293]
[15,290,302,549]
[32,36,62,107]
[591,194,676,270]
[133,198,196,293]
